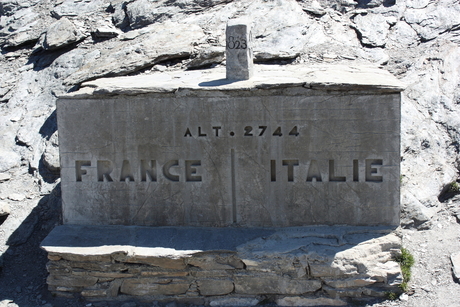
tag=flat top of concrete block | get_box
[63,64,405,98]
[41,225,396,258]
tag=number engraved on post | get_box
[289,126,299,136]
[227,36,247,49]
[273,127,282,137]
[259,126,267,136]
[244,126,253,136]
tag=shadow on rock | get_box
[356,0,396,8]
[27,43,81,72]
[38,155,60,184]
[0,184,75,306]
[39,110,57,140]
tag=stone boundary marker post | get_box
[226,18,253,80]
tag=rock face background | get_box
[0,0,460,306]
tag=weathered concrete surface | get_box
[41,225,402,302]
[58,65,403,227]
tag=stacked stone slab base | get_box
[42,226,402,306]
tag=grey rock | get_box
[8,193,25,201]
[124,0,233,30]
[43,145,60,173]
[452,252,460,282]
[51,0,106,18]
[386,21,419,48]
[401,192,435,228]
[40,17,85,51]
[0,201,10,216]
[180,0,315,62]
[0,86,12,100]
[187,253,244,270]
[48,130,59,147]
[352,13,390,47]
[0,300,19,307]
[209,298,259,307]
[0,149,21,172]
[168,0,233,11]
[64,22,206,85]
[2,29,41,48]
[400,293,409,301]
[7,214,38,246]
[276,296,347,306]
[358,47,389,64]
[406,0,430,9]
[92,25,120,39]
[404,2,460,41]
[186,46,224,69]
[298,0,326,16]
[112,1,130,29]
[126,0,178,29]
[47,275,98,288]
[120,278,190,296]
[0,173,11,181]
[400,41,460,208]
[123,255,186,270]
[16,125,35,147]
[356,0,387,8]
[234,274,321,294]
[0,0,34,16]
[197,278,234,296]
[247,0,312,61]
[0,7,44,48]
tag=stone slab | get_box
[41,224,396,256]
[41,225,401,300]
[58,65,403,227]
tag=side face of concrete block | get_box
[58,89,400,227]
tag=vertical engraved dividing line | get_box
[231,149,237,224]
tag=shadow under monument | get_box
[0,184,70,306]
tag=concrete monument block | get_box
[57,65,403,227]
[226,18,253,80]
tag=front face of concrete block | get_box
[58,89,400,227]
